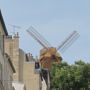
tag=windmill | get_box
[26,26,80,69]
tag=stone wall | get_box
[4,35,20,81]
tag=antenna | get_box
[9,24,21,35]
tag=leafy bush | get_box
[50,61,90,90]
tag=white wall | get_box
[12,82,25,90]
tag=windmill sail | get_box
[57,31,80,52]
[27,26,51,48]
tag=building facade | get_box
[3,53,15,90]
[0,10,15,90]
[0,44,4,90]
[4,34,20,81]
[4,36,42,90]
[23,57,42,90]
[0,10,42,90]
[19,50,42,90]
[0,38,15,90]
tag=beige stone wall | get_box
[19,50,42,90]
[4,55,14,90]
[0,48,4,90]
[19,49,25,82]
[4,35,20,81]
[4,35,42,90]
[0,48,14,90]
[23,62,42,90]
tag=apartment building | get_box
[0,10,42,90]
[4,34,42,90]
[0,10,15,90]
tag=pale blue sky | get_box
[0,0,90,64]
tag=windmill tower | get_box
[27,26,80,69]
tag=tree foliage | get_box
[50,61,90,90]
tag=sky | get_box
[0,0,90,64]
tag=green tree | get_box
[50,61,90,90]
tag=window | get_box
[35,62,40,69]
